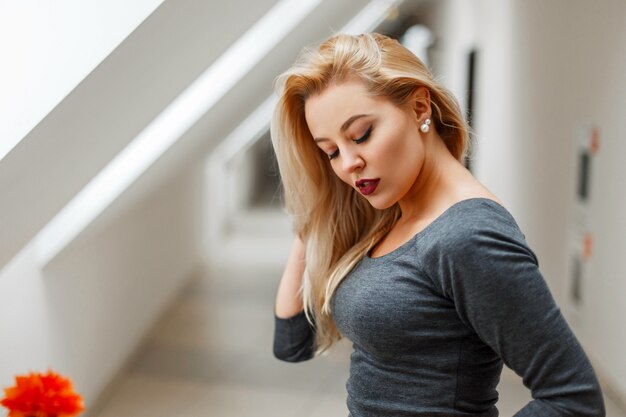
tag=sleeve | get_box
[273,309,316,362]
[438,222,605,417]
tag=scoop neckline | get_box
[365,197,507,261]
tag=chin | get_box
[364,195,396,210]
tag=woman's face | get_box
[304,80,426,210]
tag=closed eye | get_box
[327,126,372,160]
[354,126,372,144]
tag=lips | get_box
[355,178,380,196]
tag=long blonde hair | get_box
[270,33,469,353]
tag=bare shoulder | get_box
[454,179,506,209]
[468,191,505,208]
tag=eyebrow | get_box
[313,114,371,143]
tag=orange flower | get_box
[0,370,84,417]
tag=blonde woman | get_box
[271,33,604,416]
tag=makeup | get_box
[355,178,380,195]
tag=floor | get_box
[91,211,626,417]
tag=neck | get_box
[397,133,468,223]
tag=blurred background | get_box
[1,0,625,416]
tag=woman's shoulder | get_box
[418,196,526,252]
[415,197,539,277]
[440,196,517,231]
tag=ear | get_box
[411,86,431,121]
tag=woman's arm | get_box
[438,220,605,416]
[275,236,306,318]
[273,236,316,362]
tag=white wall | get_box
[468,0,626,403]
[0,162,203,408]
[514,0,626,400]
[0,0,165,160]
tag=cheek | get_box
[378,132,419,167]
[384,135,424,183]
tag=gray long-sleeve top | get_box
[273,198,605,416]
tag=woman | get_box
[271,33,605,416]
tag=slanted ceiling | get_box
[0,0,280,268]
[0,0,392,270]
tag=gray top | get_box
[273,198,605,416]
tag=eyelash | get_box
[328,126,372,160]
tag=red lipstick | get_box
[355,178,380,196]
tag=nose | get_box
[341,148,364,174]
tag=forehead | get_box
[304,80,380,136]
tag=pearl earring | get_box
[420,118,431,133]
